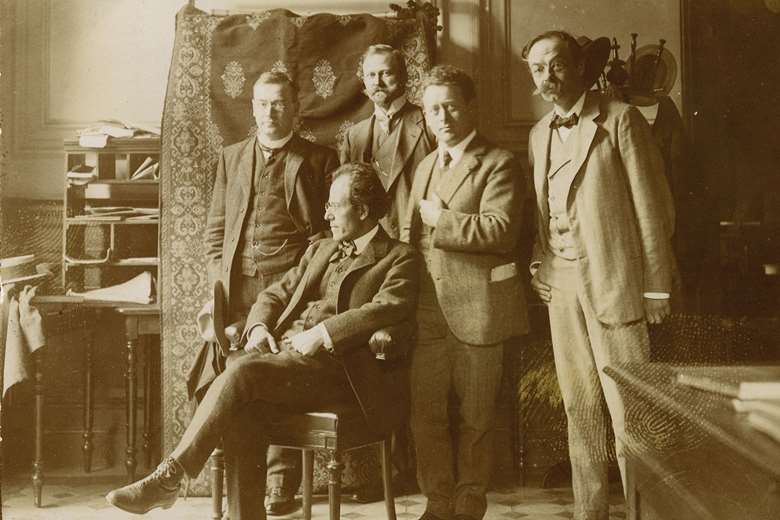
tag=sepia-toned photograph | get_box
[1,1,779,519]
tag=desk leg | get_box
[32,351,44,507]
[82,312,94,473]
[143,336,152,469]
[124,318,138,483]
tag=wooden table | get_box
[20,297,160,505]
[605,363,780,520]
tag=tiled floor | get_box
[2,477,627,520]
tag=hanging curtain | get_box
[160,5,433,495]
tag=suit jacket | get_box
[529,91,675,325]
[245,228,420,435]
[205,134,339,301]
[401,133,529,345]
[340,101,435,238]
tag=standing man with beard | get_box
[341,44,435,239]
[524,31,675,520]
[191,71,338,516]
[339,43,435,502]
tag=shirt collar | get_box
[374,95,407,121]
[554,90,587,118]
[351,225,380,254]
[256,132,293,150]
[439,129,477,168]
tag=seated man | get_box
[106,162,420,519]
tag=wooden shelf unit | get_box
[62,138,161,300]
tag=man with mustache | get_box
[341,44,435,239]
[191,71,338,516]
[339,43,435,502]
[523,31,675,519]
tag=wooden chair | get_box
[210,407,397,520]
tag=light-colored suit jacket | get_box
[205,134,338,301]
[245,229,420,435]
[402,134,529,345]
[340,101,435,238]
[529,91,675,325]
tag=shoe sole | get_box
[105,494,176,515]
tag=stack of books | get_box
[675,365,780,443]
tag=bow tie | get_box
[331,240,357,262]
[550,113,579,129]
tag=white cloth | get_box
[3,285,45,397]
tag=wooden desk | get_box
[605,363,780,520]
[23,297,159,505]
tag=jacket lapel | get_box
[533,112,554,223]
[405,153,436,241]
[435,136,484,206]
[381,105,423,190]
[236,137,255,200]
[273,241,339,333]
[564,91,600,195]
[283,135,305,209]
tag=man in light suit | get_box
[193,71,338,515]
[524,31,675,520]
[341,44,435,239]
[402,65,528,520]
[107,163,419,520]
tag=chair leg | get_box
[380,438,397,520]
[326,449,343,520]
[302,449,314,520]
[210,446,225,520]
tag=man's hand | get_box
[288,328,324,357]
[244,325,279,354]
[419,195,443,227]
[644,298,671,325]
[531,272,551,303]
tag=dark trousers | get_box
[172,350,355,520]
[231,271,303,496]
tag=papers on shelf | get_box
[131,157,159,180]
[66,271,154,304]
[67,164,97,186]
[73,206,160,221]
[77,119,161,148]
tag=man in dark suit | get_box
[192,71,338,515]
[107,163,419,519]
[524,31,675,520]
[402,65,528,520]
[341,44,435,239]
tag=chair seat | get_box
[266,407,383,452]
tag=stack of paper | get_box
[66,271,154,304]
[77,119,161,148]
[67,164,97,186]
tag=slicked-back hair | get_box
[356,44,408,86]
[421,65,476,103]
[332,163,389,221]
[521,30,582,66]
[253,71,299,100]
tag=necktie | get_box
[258,143,278,162]
[550,113,579,129]
[331,240,357,262]
[441,150,452,169]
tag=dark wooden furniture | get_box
[62,137,160,296]
[209,409,396,520]
[605,363,780,520]
[17,297,160,506]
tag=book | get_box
[675,365,780,400]
[746,411,780,443]
[732,398,780,421]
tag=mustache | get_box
[533,81,559,96]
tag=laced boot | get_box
[106,457,184,514]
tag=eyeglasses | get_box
[253,100,289,111]
[325,201,352,211]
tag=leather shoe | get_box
[106,457,182,514]
[454,515,477,520]
[265,487,297,516]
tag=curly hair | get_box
[521,30,582,66]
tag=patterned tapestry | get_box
[160,6,432,495]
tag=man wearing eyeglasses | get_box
[341,44,435,240]
[107,163,419,520]
[401,65,528,520]
[194,71,338,516]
